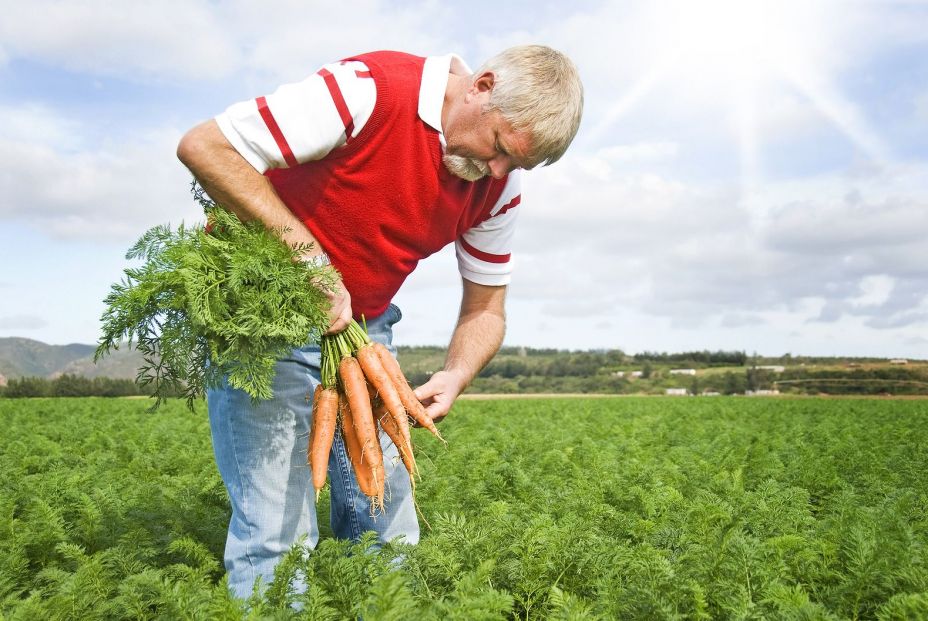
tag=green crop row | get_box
[2,397,927,619]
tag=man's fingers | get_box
[325,317,350,335]
[322,281,352,334]
[414,383,439,402]
[424,401,449,423]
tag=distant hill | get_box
[0,337,143,380]
[2,337,926,397]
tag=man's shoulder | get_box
[345,50,428,69]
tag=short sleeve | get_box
[455,172,522,285]
[214,60,376,173]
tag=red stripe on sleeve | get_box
[459,237,511,264]
[496,194,521,216]
[355,70,372,78]
[317,68,356,144]
[256,96,298,168]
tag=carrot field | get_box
[2,396,927,619]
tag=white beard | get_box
[442,153,490,181]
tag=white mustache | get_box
[443,153,490,181]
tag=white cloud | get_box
[229,1,452,83]
[765,194,928,258]
[0,0,454,84]
[0,0,240,80]
[508,151,928,344]
[0,107,199,240]
[720,313,766,328]
[849,274,895,307]
[596,142,679,164]
[0,104,84,150]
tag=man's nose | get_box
[487,155,513,179]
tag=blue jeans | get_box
[207,304,419,599]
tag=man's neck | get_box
[442,73,468,134]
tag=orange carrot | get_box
[356,344,412,444]
[307,384,322,461]
[375,400,418,482]
[354,345,406,420]
[339,392,382,505]
[339,356,385,505]
[372,341,444,442]
[308,385,338,501]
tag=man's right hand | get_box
[325,278,353,334]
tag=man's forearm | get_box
[413,281,506,422]
[442,284,507,390]
[443,308,504,389]
[176,120,323,256]
[177,119,354,332]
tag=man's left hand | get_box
[413,370,468,424]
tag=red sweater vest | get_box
[265,51,509,318]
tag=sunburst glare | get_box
[591,0,889,207]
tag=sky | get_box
[1,0,927,358]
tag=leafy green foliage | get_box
[95,189,336,407]
[409,397,928,619]
[2,397,927,619]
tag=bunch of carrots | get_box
[308,319,444,512]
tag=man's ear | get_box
[471,71,496,94]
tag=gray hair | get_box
[475,45,584,167]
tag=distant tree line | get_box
[1,375,167,399]
[401,349,629,386]
[632,350,749,366]
[479,351,624,379]
[3,349,925,398]
[775,367,928,396]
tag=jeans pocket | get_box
[388,303,403,326]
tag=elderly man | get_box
[177,45,583,598]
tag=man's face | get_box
[443,76,534,181]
